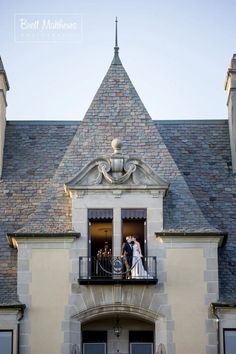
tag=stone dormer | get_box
[225,54,236,173]
[0,57,9,178]
[65,138,169,257]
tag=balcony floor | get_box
[79,278,158,285]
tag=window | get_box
[122,208,147,256]
[130,343,153,354]
[88,209,113,258]
[83,331,107,354]
[83,343,106,354]
[224,329,236,354]
[88,209,113,278]
[0,330,13,354]
[129,331,153,354]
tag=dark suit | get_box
[122,241,133,278]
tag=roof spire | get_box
[112,17,122,65]
[115,17,119,53]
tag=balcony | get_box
[78,256,158,284]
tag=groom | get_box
[121,236,133,279]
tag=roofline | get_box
[6,120,81,125]
[156,231,227,237]
[5,119,228,126]
[154,119,228,125]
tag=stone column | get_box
[0,57,9,178]
[225,54,236,174]
[113,207,122,257]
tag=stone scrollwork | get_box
[94,160,110,185]
[64,137,169,193]
[93,139,138,185]
[95,160,136,185]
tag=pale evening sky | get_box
[0,0,235,121]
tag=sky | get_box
[0,0,235,121]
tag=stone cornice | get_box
[7,232,80,248]
[211,302,236,318]
[156,231,226,247]
[0,304,26,321]
[211,302,236,310]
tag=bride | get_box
[131,236,151,279]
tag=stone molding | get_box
[73,303,160,322]
[156,233,225,247]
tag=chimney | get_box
[225,54,236,174]
[0,57,9,178]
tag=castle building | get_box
[0,22,236,354]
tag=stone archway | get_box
[75,303,160,323]
[68,304,166,354]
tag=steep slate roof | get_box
[17,48,215,234]
[1,50,236,303]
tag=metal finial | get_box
[115,17,118,48]
[112,17,122,65]
[114,17,119,55]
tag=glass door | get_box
[129,331,153,354]
[130,343,153,354]
[82,330,107,354]
[83,343,106,354]
[88,209,113,279]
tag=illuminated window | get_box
[121,209,147,256]
[0,330,13,354]
[224,329,236,354]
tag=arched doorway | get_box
[81,314,154,354]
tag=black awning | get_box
[121,209,146,220]
[88,209,113,220]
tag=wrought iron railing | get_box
[78,256,157,283]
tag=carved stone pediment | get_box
[64,138,169,195]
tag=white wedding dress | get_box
[131,243,149,279]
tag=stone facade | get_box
[0,39,236,354]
